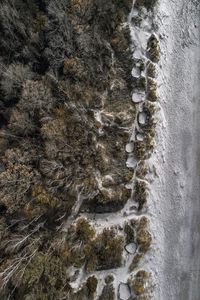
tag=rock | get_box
[132,66,141,78]
[125,243,137,254]
[118,283,131,300]
[136,133,145,141]
[138,112,147,125]
[126,154,137,168]
[132,91,145,103]
[126,142,134,153]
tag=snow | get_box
[145,1,200,300]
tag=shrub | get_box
[32,184,60,208]
[129,270,150,295]
[136,161,148,179]
[20,80,54,117]
[21,252,70,299]
[0,163,36,213]
[137,229,152,253]
[124,223,135,244]
[129,253,143,272]
[134,0,157,10]
[8,109,36,136]
[146,61,156,78]
[63,57,83,78]
[98,284,115,300]
[0,2,27,54]
[1,64,32,101]
[134,180,148,210]
[134,141,146,160]
[85,228,124,271]
[33,14,48,32]
[75,218,95,243]
[147,78,157,102]
[81,185,131,213]
[133,76,146,91]
[147,34,160,62]
[86,276,98,295]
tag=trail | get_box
[149,1,200,299]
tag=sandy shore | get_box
[148,0,200,299]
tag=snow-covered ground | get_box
[147,0,200,299]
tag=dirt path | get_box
[150,0,200,299]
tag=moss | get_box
[129,253,143,272]
[147,34,160,62]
